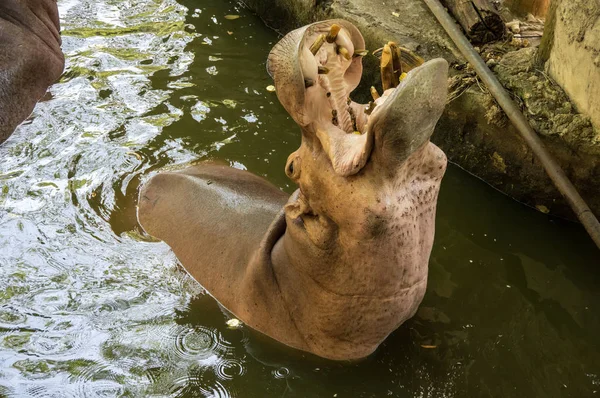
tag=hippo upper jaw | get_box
[268,20,448,177]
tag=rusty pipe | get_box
[423,0,600,250]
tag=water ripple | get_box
[272,367,290,379]
[173,325,218,361]
[215,357,245,381]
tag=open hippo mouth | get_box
[267,20,448,177]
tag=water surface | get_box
[0,0,598,397]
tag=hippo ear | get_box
[367,58,448,167]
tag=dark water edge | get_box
[0,0,598,397]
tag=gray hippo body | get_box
[0,0,64,143]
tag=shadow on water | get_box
[0,0,598,396]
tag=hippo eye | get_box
[288,161,294,175]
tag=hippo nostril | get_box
[285,155,301,180]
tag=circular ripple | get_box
[198,380,232,398]
[24,384,83,398]
[75,380,124,398]
[173,325,218,361]
[69,360,127,398]
[169,374,232,398]
[27,288,71,313]
[215,358,245,381]
[272,367,290,379]
[25,314,93,358]
[213,330,237,357]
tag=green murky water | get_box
[0,0,598,396]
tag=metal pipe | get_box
[423,0,600,250]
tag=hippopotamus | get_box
[138,20,448,360]
[0,0,64,144]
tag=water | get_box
[0,0,598,396]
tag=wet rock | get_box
[495,47,599,151]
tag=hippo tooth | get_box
[318,66,330,74]
[388,42,403,83]
[310,34,326,55]
[399,47,425,71]
[337,46,352,60]
[370,86,380,100]
[326,24,341,43]
[380,44,396,90]
[353,49,368,57]
[365,101,376,115]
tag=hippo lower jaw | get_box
[284,56,449,232]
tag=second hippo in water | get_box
[138,20,448,360]
[0,0,65,144]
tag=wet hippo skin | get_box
[0,0,64,144]
[138,20,448,360]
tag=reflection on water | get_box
[0,0,598,396]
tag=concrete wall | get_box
[544,0,600,131]
[505,0,550,17]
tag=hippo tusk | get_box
[380,44,396,90]
[373,44,425,72]
[337,46,352,60]
[310,34,327,55]
[400,49,425,71]
[353,49,369,57]
[365,101,377,115]
[388,42,403,83]
[318,66,330,74]
[326,24,341,43]
[370,86,381,100]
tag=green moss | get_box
[0,310,21,323]
[3,333,31,348]
[13,359,51,376]
[12,358,102,379]
[62,21,185,38]
[67,178,89,192]
[9,272,26,281]
[60,65,165,84]
[0,286,29,302]
[50,273,68,284]
[0,185,8,205]
[102,342,166,364]
[37,182,59,188]
[0,170,24,181]
[0,384,11,397]
[62,359,97,376]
